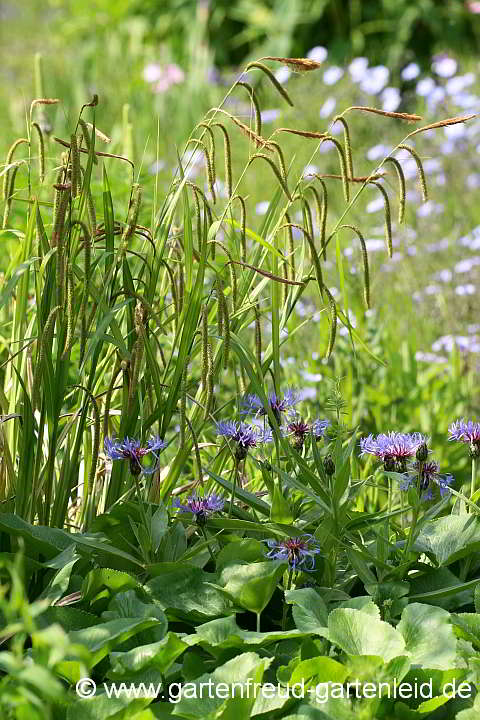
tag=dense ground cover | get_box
[1,9,480,718]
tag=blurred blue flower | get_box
[399,460,454,500]
[265,534,321,571]
[173,493,224,523]
[449,418,480,457]
[242,389,300,424]
[216,420,272,460]
[360,431,428,471]
[104,435,167,476]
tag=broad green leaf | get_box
[69,618,162,666]
[327,608,405,661]
[82,568,140,603]
[216,539,266,572]
[216,560,287,615]
[290,656,349,686]
[146,564,232,622]
[451,613,480,648]
[102,590,168,643]
[397,603,457,669]
[414,515,480,566]
[192,615,309,651]
[170,652,269,719]
[285,588,329,633]
[109,632,187,676]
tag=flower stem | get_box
[403,460,424,562]
[229,458,239,517]
[200,525,216,565]
[256,612,261,633]
[471,456,477,503]
[281,567,294,631]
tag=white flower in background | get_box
[416,77,435,96]
[434,269,453,282]
[323,66,344,85]
[359,65,389,94]
[426,86,446,109]
[307,46,328,63]
[381,87,401,112]
[455,284,476,296]
[319,96,336,117]
[431,54,458,78]
[444,123,467,140]
[366,198,385,214]
[303,164,318,177]
[260,109,280,124]
[401,62,420,81]
[255,201,269,216]
[441,140,455,154]
[423,158,443,174]
[415,351,447,364]
[416,201,444,218]
[275,66,291,84]
[365,239,386,251]
[348,56,368,82]
[143,63,162,83]
[466,173,480,189]
[149,160,165,175]
[366,143,392,161]
[453,93,480,109]
[153,63,185,93]
[446,73,475,95]
[455,257,480,273]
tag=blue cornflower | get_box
[216,420,272,460]
[283,417,330,450]
[172,493,224,525]
[398,459,454,501]
[242,388,300,425]
[264,534,321,571]
[104,435,167,476]
[312,418,331,440]
[448,418,480,458]
[360,431,428,471]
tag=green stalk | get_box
[229,457,239,517]
[281,567,294,631]
[403,460,424,562]
[200,525,216,565]
[471,456,477,502]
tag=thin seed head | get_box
[340,224,370,308]
[248,153,291,200]
[332,116,354,180]
[397,144,428,203]
[245,62,294,106]
[235,81,262,136]
[385,157,406,224]
[370,181,392,258]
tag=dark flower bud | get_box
[129,459,142,476]
[324,455,335,476]
[235,445,248,462]
[470,441,480,459]
[195,510,207,527]
[416,442,429,462]
[383,456,396,472]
